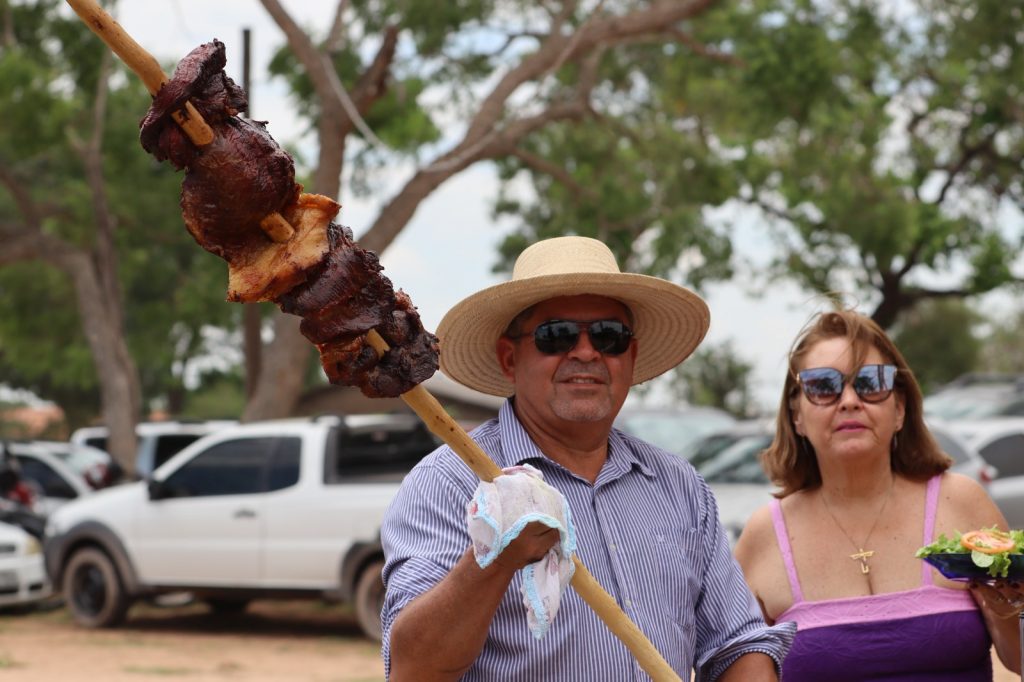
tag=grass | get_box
[0,652,24,669]
[122,665,198,676]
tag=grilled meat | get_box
[139,40,438,398]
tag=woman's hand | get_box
[969,580,1024,619]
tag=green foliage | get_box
[349,0,496,55]
[181,370,247,420]
[891,299,982,394]
[977,304,1024,374]
[663,341,757,418]
[492,113,735,289]
[710,0,1024,322]
[266,43,440,157]
[0,1,237,419]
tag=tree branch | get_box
[462,0,718,148]
[325,0,350,53]
[668,27,744,66]
[934,126,997,205]
[509,147,598,200]
[0,164,44,230]
[76,48,125,322]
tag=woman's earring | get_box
[891,432,899,454]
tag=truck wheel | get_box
[354,559,385,642]
[63,547,129,628]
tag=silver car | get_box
[614,406,736,459]
[949,417,1024,527]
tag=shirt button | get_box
[609,543,617,552]
[624,599,633,608]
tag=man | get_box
[380,237,794,680]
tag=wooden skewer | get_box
[65,1,680,678]
[65,0,294,243]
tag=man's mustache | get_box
[553,361,610,383]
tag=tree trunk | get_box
[60,251,142,477]
[241,311,311,421]
[243,303,263,397]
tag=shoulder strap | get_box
[921,474,943,585]
[770,498,804,603]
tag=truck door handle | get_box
[233,508,257,519]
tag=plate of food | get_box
[917,528,1024,582]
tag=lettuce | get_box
[916,527,1024,579]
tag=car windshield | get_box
[616,410,735,458]
[697,435,772,484]
[929,427,970,465]
[924,386,1021,420]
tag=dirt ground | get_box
[0,598,1019,681]
[0,598,385,682]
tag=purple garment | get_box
[771,475,993,681]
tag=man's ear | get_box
[496,336,517,381]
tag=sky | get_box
[47,0,950,412]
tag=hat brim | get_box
[437,272,710,396]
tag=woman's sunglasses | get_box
[796,364,898,406]
[513,319,634,356]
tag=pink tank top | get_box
[769,475,992,681]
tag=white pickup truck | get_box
[43,414,439,640]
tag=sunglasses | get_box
[796,364,898,406]
[513,319,634,356]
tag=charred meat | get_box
[139,40,438,398]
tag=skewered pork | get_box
[139,40,438,398]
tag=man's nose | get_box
[566,329,601,361]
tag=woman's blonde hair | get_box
[762,309,950,497]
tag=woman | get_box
[735,309,1023,680]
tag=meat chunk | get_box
[140,40,438,397]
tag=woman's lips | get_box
[836,421,866,431]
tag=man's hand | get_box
[491,521,561,574]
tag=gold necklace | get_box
[820,478,895,575]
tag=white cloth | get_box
[466,464,576,638]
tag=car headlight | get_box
[25,536,42,555]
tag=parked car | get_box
[948,417,1024,527]
[0,520,49,610]
[695,430,776,546]
[690,418,991,545]
[686,419,774,469]
[614,406,736,459]
[1,441,92,517]
[924,373,1024,420]
[70,419,237,478]
[45,413,439,640]
[31,441,121,490]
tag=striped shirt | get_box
[381,400,795,681]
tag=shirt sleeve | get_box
[379,457,476,676]
[690,477,796,681]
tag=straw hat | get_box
[437,236,710,396]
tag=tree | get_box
[0,1,232,472]
[670,341,757,418]
[242,0,726,419]
[890,298,982,395]
[977,306,1024,375]
[714,0,1024,327]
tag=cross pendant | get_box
[850,548,874,574]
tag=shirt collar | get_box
[495,399,656,482]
